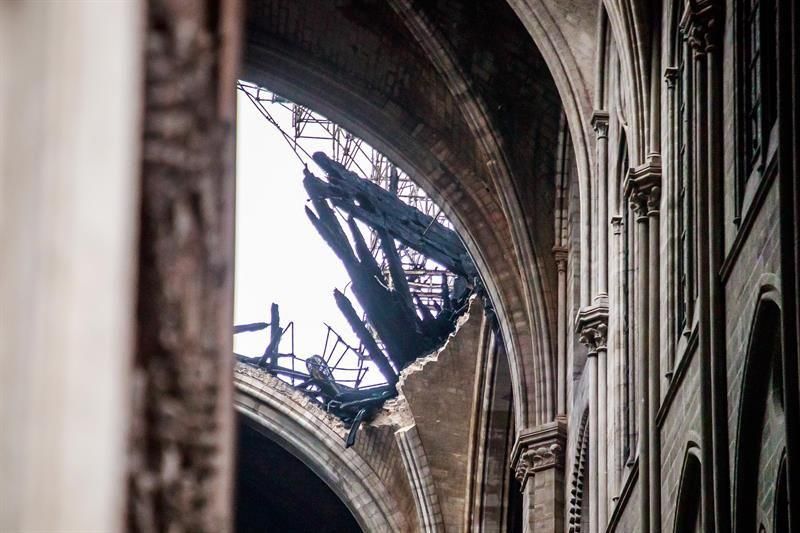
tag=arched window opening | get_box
[734,299,786,532]
[233,83,480,446]
[773,453,789,532]
[673,449,702,533]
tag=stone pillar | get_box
[577,306,609,532]
[592,111,610,301]
[663,67,679,378]
[0,3,142,531]
[647,172,662,533]
[554,247,569,416]
[624,163,661,532]
[511,420,567,533]
[589,111,610,530]
[609,214,624,495]
[682,3,727,529]
[128,1,241,531]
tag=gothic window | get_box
[738,0,778,209]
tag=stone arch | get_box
[243,1,563,429]
[385,0,554,428]
[733,284,787,532]
[504,0,596,307]
[773,451,789,532]
[673,442,702,532]
[234,368,413,532]
[601,0,655,163]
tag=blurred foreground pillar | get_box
[127,1,240,531]
[0,2,143,530]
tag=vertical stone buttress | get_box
[128,1,240,531]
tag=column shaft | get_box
[556,255,568,415]
[598,347,608,529]
[635,206,650,531]
[648,196,662,533]
[597,137,609,297]
[690,34,715,532]
[588,352,599,533]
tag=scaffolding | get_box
[234,82,476,444]
[237,81,457,313]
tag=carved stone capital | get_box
[680,0,720,55]
[553,246,568,272]
[591,110,610,140]
[647,185,662,215]
[610,214,623,235]
[575,304,609,354]
[664,66,679,90]
[623,159,662,219]
[510,419,567,490]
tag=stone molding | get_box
[510,419,567,489]
[575,304,609,354]
[624,160,662,219]
[591,110,610,140]
[553,245,568,272]
[664,66,679,90]
[610,214,624,235]
[679,0,720,54]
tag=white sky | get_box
[233,90,364,369]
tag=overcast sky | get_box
[233,90,362,369]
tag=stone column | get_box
[576,306,609,532]
[609,214,624,495]
[663,67,679,378]
[511,420,567,533]
[592,111,611,301]
[0,3,142,531]
[681,3,717,529]
[554,247,569,416]
[592,111,608,303]
[624,163,661,532]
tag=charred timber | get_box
[304,155,472,377]
[305,152,478,281]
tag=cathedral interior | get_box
[2,0,800,532]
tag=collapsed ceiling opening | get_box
[234,83,485,446]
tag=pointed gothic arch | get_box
[733,284,788,532]
[673,442,703,532]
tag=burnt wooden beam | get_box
[233,322,268,334]
[334,289,398,385]
[304,152,478,280]
[259,303,281,368]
